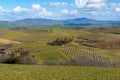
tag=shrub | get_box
[0,49,38,65]
[18,56,38,65]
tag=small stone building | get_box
[0,49,5,56]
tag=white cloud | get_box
[0,4,53,20]
[110,3,120,8]
[0,1,120,21]
[115,8,120,12]
[89,11,98,15]
[70,10,78,15]
[61,9,78,15]
[62,9,69,14]
[86,3,107,9]
[108,3,120,12]
[75,0,107,9]
[0,6,6,12]
[89,0,106,3]
[32,4,41,10]
[75,0,89,8]
[0,6,2,10]
[38,8,52,17]
[48,2,68,7]
[31,4,52,17]
[13,6,28,12]
[89,11,111,16]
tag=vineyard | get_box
[0,27,120,79]
[63,47,118,67]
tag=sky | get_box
[0,0,120,21]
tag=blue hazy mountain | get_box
[62,17,120,27]
[0,18,120,28]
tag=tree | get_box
[51,36,73,45]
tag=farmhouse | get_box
[0,48,22,57]
[13,50,21,57]
[0,49,5,56]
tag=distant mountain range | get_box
[0,18,120,28]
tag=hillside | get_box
[0,0,120,80]
[0,26,119,80]
[0,27,119,67]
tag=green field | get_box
[0,27,120,80]
[0,27,119,65]
[0,64,119,80]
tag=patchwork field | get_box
[0,27,119,65]
[0,27,120,80]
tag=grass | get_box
[105,50,120,62]
[0,27,119,79]
[0,29,29,40]
[0,64,119,80]
[35,49,69,63]
[0,28,119,64]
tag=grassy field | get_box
[0,27,119,65]
[0,27,120,80]
[0,64,119,80]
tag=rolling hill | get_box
[0,23,120,80]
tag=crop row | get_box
[63,47,117,67]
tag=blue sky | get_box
[0,0,120,21]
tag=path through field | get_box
[0,38,21,44]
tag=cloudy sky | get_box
[0,0,120,21]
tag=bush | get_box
[0,56,10,63]
[18,56,38,65]
[0,49,38,65]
